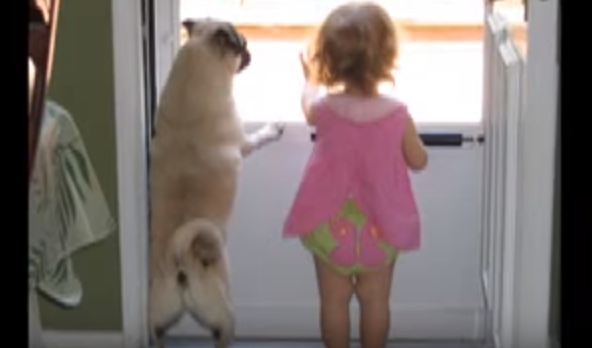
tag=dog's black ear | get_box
[191,229,221,268]
[212,22,247,54]
[181,19,197,37]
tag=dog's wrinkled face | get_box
[182,18,251,73]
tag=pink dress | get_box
[283,94,421,272]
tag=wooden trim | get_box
[235,24,527,42]
[45,1,60,85]
[28,0,61,181]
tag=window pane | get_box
[180,0,486,124]
[231,40,483,123]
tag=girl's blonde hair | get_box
[310,2,399,95]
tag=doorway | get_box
[144,0,528,343]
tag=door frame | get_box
[112,0,559,347]
[112,0,149,347]
[511,0,559,347]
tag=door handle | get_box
[419,133,484,147]
[310,132,484,147]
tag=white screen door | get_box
[149,0,525,341]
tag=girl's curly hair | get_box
[310,2,399,95]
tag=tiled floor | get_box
[167,338,490,348]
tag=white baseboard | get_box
[169,303,485,340]
[42,331,123,348]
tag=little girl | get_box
[283,2,428,348]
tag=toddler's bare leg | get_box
[355,262,396,348]
[313,256,355,348]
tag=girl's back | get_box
[284,94,421,251]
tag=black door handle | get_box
[420,133,485,147]
[310,132,484,147]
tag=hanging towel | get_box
[28,100,116,307]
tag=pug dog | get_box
[149,18,284,348]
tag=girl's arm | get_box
[299,52,322,126]
[301,82,322,126]
[402,116,428,171]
